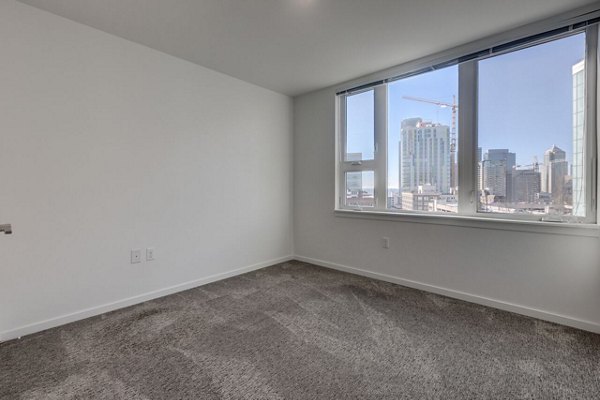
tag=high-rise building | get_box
[400,118,451,194]
[572,60,585,216]
[541,145,568,205]
[482,149,516,198]
[510,167,541,203]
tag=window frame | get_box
[338,85,387,210]
[336,23,599,226]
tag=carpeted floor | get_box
[1,261,599,399]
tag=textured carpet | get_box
[1,261,599,399]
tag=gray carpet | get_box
[1,261,599,399]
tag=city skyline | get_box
[346,31,585,191]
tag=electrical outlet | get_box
[382,237,390,249]
[146,248,155,261]
[131,249,142,264]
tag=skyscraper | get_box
[482,149,516,198]
[400,118,451,194]
[572,60,585,216]
[510,167,541,203]
[541,145,568,205]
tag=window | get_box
[345,90,375,162]
[387,67,458,213]
[340,87,386,208]
[478,33,586,219]
[337,23,598,224]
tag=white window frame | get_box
[336,19,599,231]
[338,85,387,210]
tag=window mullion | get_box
[337,95,347,209]
[458,61,478,216]
[374,84,388,210]
[586,24,598,223]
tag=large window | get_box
[478,33,586,219]
[387,67,459,213]
[338,25,597,224]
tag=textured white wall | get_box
[293,87,600,332]
[0,1,293,340]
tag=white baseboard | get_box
[4,254,598,342]
[294,255,600,334]
[0,255,293,343]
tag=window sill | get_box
[334,209,600,237]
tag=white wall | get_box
[0,0,293,341]
[2,0,598,342]
[293,87,600,333]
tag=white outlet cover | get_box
[131,249,142,264]
[146,248,155,261]
[382,237,390,249]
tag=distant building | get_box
[345,169,374,207]
[345,190,374,208]
[536,192,552,204]
[401,185,440,211]
[387,189,399,209]
[541,145,568,205]
[510,168,541,203]
[432,194,458,213]
[346,170,363,194]
[572,60,585,216]
[564,176,573,206]
[400,118,451,194]
[482,149,516,198]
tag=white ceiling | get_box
[18,0,599,96]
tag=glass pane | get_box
[478,33,586,218]
[345,90,375,161]
[387,66,459,213]
[345,171,375,207]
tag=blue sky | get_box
[346,31,585,190]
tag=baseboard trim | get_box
[0,255,294,343]
[294,255,600,334]
[4,254,597,342]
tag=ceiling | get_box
[18,0,599,96]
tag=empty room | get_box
[1,0,600,398]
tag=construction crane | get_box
[402,95,458,193]
[516,156,540,172]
